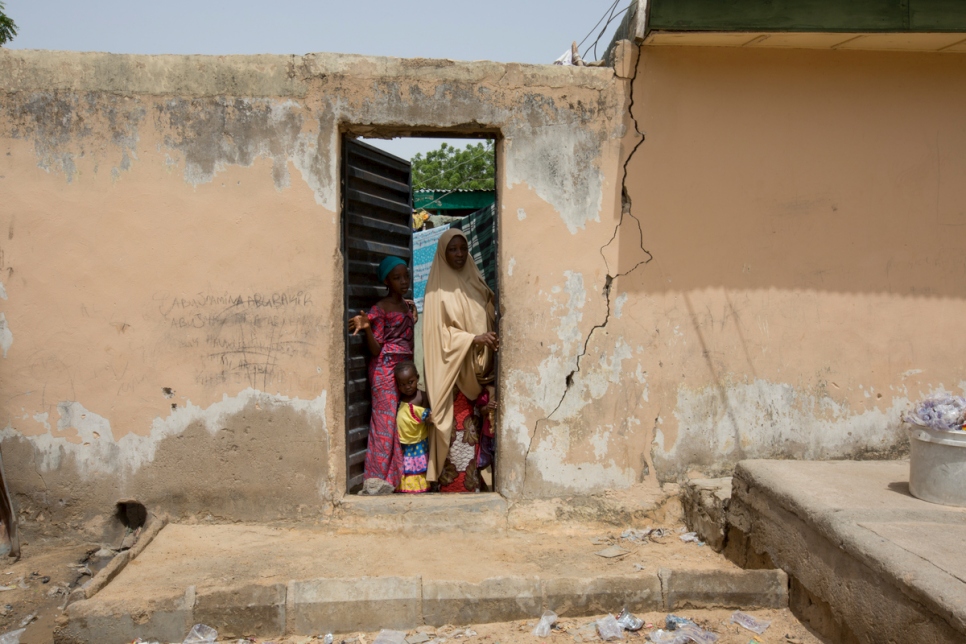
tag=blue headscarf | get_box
[378,256,407,283]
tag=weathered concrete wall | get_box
[606,45,966,481]
[0,50,628,521]
[4,44,962,522]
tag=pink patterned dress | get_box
[362,306,414,487]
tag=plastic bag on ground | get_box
[183,624,218,644]
[0,628,25,644]
[729,611,770,634]
[620,528,651,542]
[596,614,624,641]
[647,630,686,644]
[665,615,697,631]
[616,607,644,631]
[532,610,558,637]
[679,532,700,543]
[373,630,408,644]
[675,624,718,644]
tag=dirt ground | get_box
[0,533,91,644]
[201,609,826,644]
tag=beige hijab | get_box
[423,228,495,481]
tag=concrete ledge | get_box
[194,582,286,638]
[542,575,663,616]
[59,568,793,641]
[286,576,422,634]
[56,586,194,644]
[422,576,541,625]
[730,460,966,643]
[336,495,509,534]
[663,569,788,610]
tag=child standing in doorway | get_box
[348,256,416,495]
[394,361,431,494]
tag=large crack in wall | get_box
[522,52,651,492]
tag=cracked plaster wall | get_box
[0,49,630,521]
[611,45,966,481]
[3,44,954,521]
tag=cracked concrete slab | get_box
[729,459,966,643]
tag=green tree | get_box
[412,141,495,191]
[0,1,17,46]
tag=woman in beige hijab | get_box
[423,229,499,491]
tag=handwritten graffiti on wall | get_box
[156,289,321,389]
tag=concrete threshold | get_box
[727,459,966,643]
[332,488,681,534]
[56,523,786,643]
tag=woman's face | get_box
[384,264,410,296]
[445,236,468,271]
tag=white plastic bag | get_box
[616,607,644,631]
[532,610,558,637]
[674,624,718,644]
[729,610,770,634]
[647,630,686,644]
[596,614,624,641]
[0,628,25,644]
[183,623,218,644]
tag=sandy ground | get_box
[204,609,826,644]
[99,523,737,602]
[0,532,91,644]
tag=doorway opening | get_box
[341,133,499,496]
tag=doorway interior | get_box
[341,133,499,495]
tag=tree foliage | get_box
[0,1,17,46]
[412,141,495,191]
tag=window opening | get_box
[341,134,499,496]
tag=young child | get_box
[394,361,431,494]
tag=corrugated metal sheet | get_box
[414,190,495,212]
[342,138,413,493]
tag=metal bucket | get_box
[908,423,966,507]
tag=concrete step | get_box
[727,459,966,643]
[335,493,509,533]
[55,521,786,643]
[59,568,788,642]
[333,488,683,534]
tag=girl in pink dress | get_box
[348,256,416,494]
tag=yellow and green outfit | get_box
[396,403,430,494]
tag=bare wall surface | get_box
[614,46,966,481]
[0,50,628,521]
[3,44,962,524]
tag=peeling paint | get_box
[613,292,628,318]
[157,98,334,208]
[1,388,326,478]
[505,127,606,234]
[655,379,908,480]
[0,313,11,357]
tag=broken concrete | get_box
[728,459,966,643]
[681,478,731,552]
